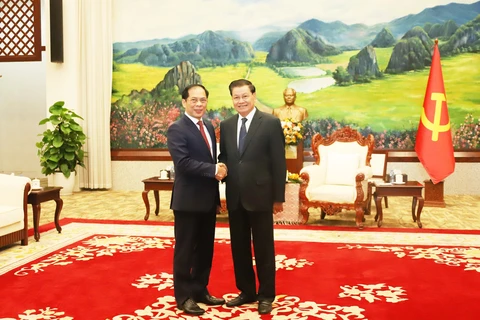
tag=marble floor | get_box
[32,190,480,231]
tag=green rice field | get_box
[112,52,479,132]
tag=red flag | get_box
[415,40,455,184]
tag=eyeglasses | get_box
[188,98,207,104]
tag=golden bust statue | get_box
[272,88,308,122]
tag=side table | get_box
[27,187,63,241]
[142,176,174,220]
[374,181,424,228]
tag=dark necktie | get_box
[238,117,247,152]
[197,120,211,151]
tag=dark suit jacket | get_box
[167,115,220,212]
[219,108,286,212]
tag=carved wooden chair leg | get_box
[320,209,327,220]
[355,207,365,229]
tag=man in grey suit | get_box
[219,79,286,315]
[167,84,227,316]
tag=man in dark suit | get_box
[218,79,286,315]
[167,84,227,316]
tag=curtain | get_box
[77,0,113,189]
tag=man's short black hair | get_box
[181,84,209,100]
[228,79,256,96]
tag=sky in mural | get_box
[113,0,478,42]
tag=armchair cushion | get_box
[0,205,24,229]
[308,185,356,203]
[325,152,360,185]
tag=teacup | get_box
[160,170,168,180]
[32,178,41,189]
[395,174,403,183]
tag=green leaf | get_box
[52,135,64,148]
[64,152,75,161]
[37,101,85,176]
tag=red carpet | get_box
[1,220,480,319]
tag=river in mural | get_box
[111,0,480,150]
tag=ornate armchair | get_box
[299,127,374,228]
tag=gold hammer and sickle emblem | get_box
[420,92,450,141]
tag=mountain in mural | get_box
[253,31,288,51]
[439,14,480,55]
[384,1,480,37]
[385,26,434,74]
[266,28,341,64]
[113,61,200,111]
[298,19,376,49]
[112,1,480,66]
[113,34,197,53]
[347,45,382,80]
[114,30,254,68]
[370,28,396,48]
[424,20,459,39]
[234,1,480,51]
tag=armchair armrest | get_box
[0,174,31,207]
[354,166,372,201]
[300,164,324,188]
[356,166,373,181]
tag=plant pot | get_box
[53,172,75,196]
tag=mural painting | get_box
[111,0,480,150]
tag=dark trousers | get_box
[173,210,216,305]
[228,204,275,301]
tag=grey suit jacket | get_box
[219,108,286,212]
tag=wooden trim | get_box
[0,0,42,62]
[112,148,480,162]
[111,149,172,161]
[386,151,480,163]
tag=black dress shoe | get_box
[258,300,272,314]
[226,293,256,307]
[178,298,205,316]
[195,294,225,305]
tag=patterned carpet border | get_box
[2,220,480,277]
[40,217,480,235]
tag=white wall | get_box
[0,58,46,178]
[46,1,81,115]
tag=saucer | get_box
[392,182,405,185]
[158,177,169,180]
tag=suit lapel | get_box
[183,116,213,160]
[205,121,216,159]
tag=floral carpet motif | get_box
[1,221,480,319]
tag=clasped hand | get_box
[215,162,228,181]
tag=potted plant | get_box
[36,101,86,194]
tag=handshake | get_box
[215,162,228,181]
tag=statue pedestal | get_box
[423,179,446,207]
[285,141,303,174]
